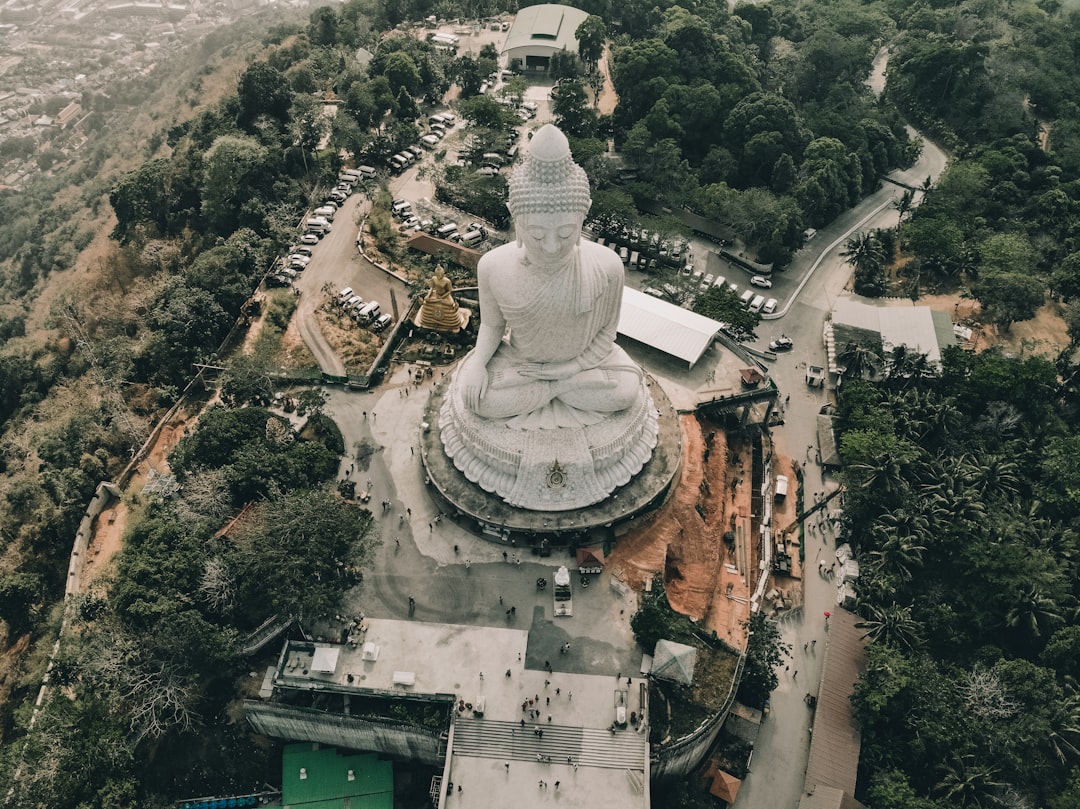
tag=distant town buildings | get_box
[0,0,268,188]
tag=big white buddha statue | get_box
[439,125,658,511]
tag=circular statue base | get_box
[420,373,682,542]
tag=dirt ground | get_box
[594,45,618,115]
[607,416,755,649]
[82,417,192,588]
[919,292,1072,359]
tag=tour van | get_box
[460,229,484,247]
[392,200,413,218]
[440,113,456,126]
[436,223,460,239]
[388,154,408,172]
[740,289,755,307]
[629,251,639,268]
[338,287,354,304]
[421,134,441,149]
[619,246,629,264]
[357,166,377,180]
[314,205,336,221]
[372,313,394,332]
[428,114,448,126]
[749,294,766,313]
[305,217,331,235]
[345,295,363,312]
[356,300,381,323]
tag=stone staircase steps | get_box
[451,717,645,770]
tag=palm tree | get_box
[959,454,1021,500]
[837,340,884,381]
[893,189,915,222]
[867,515,928,585]
[856,602,922,650]
[1046,685,1080,764]
[850,449,911,500]
[934,755,1003,808]
[1005,586,1063,639]
[842,231,887,296]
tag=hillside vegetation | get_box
[2,0,1080,805]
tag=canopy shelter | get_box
[618,287,721,368]
[651,639,697,684]
[576,547,605,573]
[705,765,742,804]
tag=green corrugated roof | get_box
[502,4,589,55]
[282,744,393,809]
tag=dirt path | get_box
[81,417,192,589]
[595,44,618,115]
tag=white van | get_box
[739,289,755,307]
[392,200,412,218]
[428,114,447,126]
[337,287,354,304]
[629,251,639,268]
[460,229,484,247]
[436,223,459,239]
[420,134,440,149]
[372,313,393,332]
[749,294,766,313]
[619,246,629,264]
[345,295,363,311]
[440,113,456,126]
[314,205,336,221]
[357,300,381,323]
[305,217,331,234]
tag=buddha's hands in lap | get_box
[459,360,489,410]
[519,360,581,381]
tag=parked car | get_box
[750,275,773,288]
[769,336,794,351]
[762,298,778,314]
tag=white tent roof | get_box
[618,287,721,368]
[651,639,697,684]
[311,646,340,673]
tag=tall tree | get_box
[237,62,293,126]
[576,15,606,69]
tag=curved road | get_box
[732,52,948,809]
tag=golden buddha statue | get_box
[415,265,469,333]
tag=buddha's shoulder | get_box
[477,242,523,275]
[579,239,625,279]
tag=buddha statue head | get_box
[508,125,592,266]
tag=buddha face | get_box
[518,211,584,266]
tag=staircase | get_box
[452,716,646,770]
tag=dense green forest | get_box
[837,348,1080,809]
[1,0,1080,804]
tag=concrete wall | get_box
[650,705,730,781]
[244,701,445,765]
[649,653,746,780]
[65,480,120,600]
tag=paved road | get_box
[731,102,949,809]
